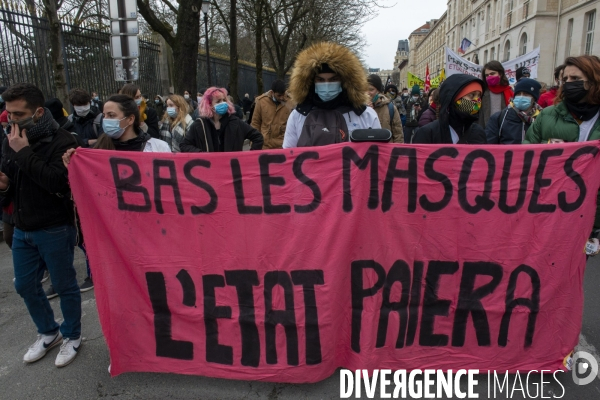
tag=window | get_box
[585,10,596,55]
[504,40,510,61]
[520,33,527,55]
[507,0,513,28]
[566,19,573,57]
[486,5,491,32]
[523,1,529,20]
[484,50,489,63]
[491,46,496,60]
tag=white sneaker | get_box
[23,332,63,363]
[55,337,81,367]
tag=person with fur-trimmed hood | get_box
[282,42,380,148]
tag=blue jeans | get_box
[13,225,81,339]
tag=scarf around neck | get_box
[487,84,513,107]
[112,130,151,151]
[24,107,56,143]
[565,101,600,122]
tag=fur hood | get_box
[289,42,369,109]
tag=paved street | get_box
[1,243,600,399]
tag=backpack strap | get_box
[197,118,209,152]
[387,102,395,127]
[92,113,103,136]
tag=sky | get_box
[360,0,448,70]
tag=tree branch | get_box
[160,0,178,14]
[136,0,176,47]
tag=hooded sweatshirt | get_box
[412,74,486,144]
[282,42,380,148]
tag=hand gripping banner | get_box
[68,142,600,382]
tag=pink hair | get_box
[199,87,236,118]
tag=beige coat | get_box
[251,90,294,149]
[372,95,404,143]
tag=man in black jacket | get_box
[68,88,100,147]
[0,83,81,368]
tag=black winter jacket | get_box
[0,124,77,231]
[144,106,160,139]
[412,74,486,144]
[485,107,532,145]
[71,106,100,146]
[180,114,264,152]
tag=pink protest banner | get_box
[68,142,600,382]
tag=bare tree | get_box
[137,0,202,94]
[40,0,69,107]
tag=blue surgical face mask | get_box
[135,98,143,106]
[214,102,229,115]
[102,117,128,139]
[155,99,160,104]
[167,107,178,118]
[513,95,533,111]
[93,96,99,101]
[315,82,342,102]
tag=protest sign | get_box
[408,72,424,89]
[445,46,540,85]
[69,142,600,382]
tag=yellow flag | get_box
[440,68,446,82]
[407,72,424,89]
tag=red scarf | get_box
[487,84,513,107]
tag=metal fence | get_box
[196,54,280,100]
[0,8,161,105]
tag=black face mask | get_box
[563,81,588,103]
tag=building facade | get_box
[413,13,448,82]
[395,40,410,88]
[400,0,599,85]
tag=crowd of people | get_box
[0,41,599,369]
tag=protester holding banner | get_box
[64,94,170,155]
[525,56,600,145]
[479,61,514,128]
[418,88,439,127]
[412,74,486,144]
[159,95,193,153]
[485,78,541,144]
[0,83,82,367]
[119,84,160,139]
[282,42,380,148]
[367,75,404,143]
[538,65,565,108]
[524,55,600,229]
[180,87,263,152]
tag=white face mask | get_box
[184,94,190,100]
[74,104,91,117]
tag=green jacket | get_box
[524,101,600,230]
[524,102,600,143]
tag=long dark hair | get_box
[105,94,140,132]
[482,61,509,87]
[556,55,600,105]
[93,134,116,150]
